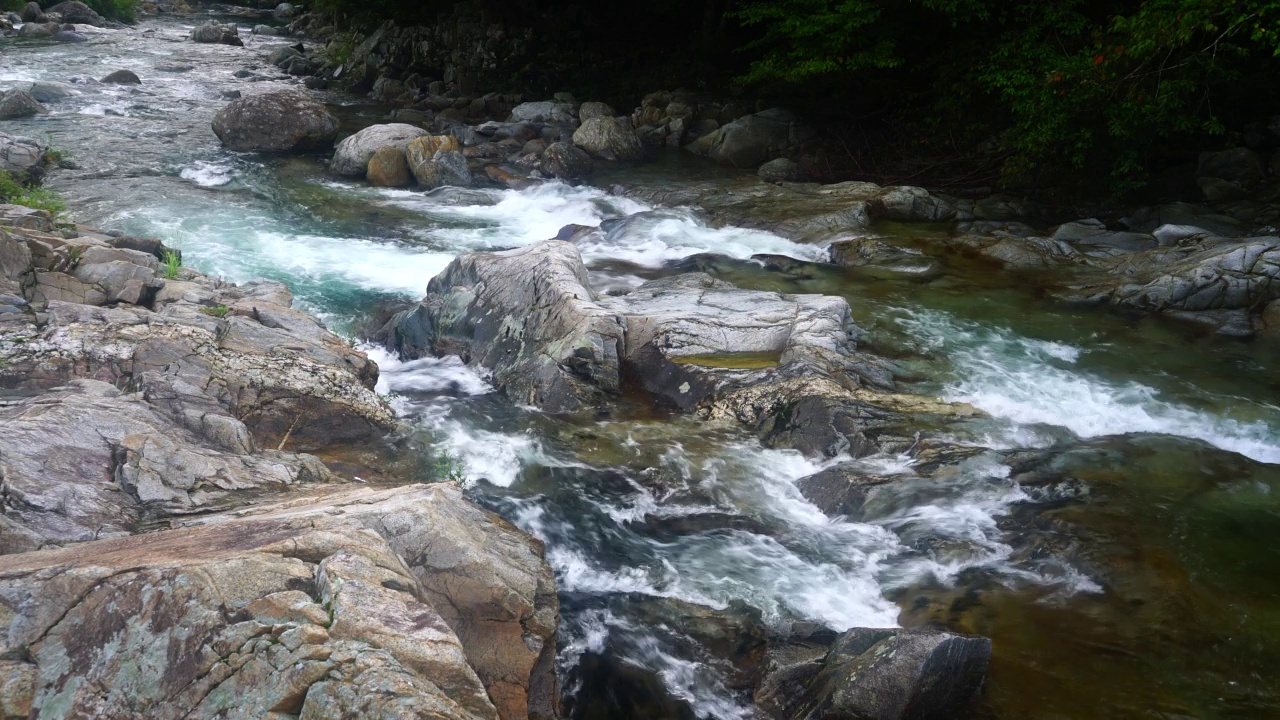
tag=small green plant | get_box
[161,250,182,280]
[0,170,64,217]
[432,451,467,486]
[201,305,229,318]
[43,134,70,166]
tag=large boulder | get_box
[1050,218,1157,252]
[15,20,58,37]
[44,0,104,25]
[685,108,815,168]
[1056,236,1280,330]
[212,91,339,152]
[507,101,576,125]
[380,242,625,413]
[577,101,616,122]
[571,116,643,161]
[0,483,559,720]
[755,627,991,720]
[191,20,242,45]
[867,186,955,223]
[0,90,46,121]
[18,1,43,21]
[329,123,429,177]
[367,146,412,187]
[540,141,593,180]
[758,157,802,183]
[378,240,905,429]
[406,136,470,188]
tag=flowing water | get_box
[4,13,1280,719]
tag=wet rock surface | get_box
[0,205,560,720]
[0,483,558,720]
[212,90,339,152]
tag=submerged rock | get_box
[0,483,558,720]
[212,91,339,152]
[756,627,991,720]
[99,68,141,84]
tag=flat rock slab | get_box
[0,483,558,720]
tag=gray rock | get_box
[410,148,471,189]
[507,100,576,125]
[1197,147,1264,186]
[251,23,277,35]
[212,91,339,152]
[18,1,43,22]
[829,238,941,277]
[191,20,241,45]
[0,483,558,720]
[571,116,643,161]
[867,186,955,223]
[99,69,141,84]
[685,108,815,168]
[371,75,405,102]
[0,133,45,178]
[329,123,429,177]
[51,29,87,42]
[1057,236,1280,322]
[44,0,104,25]
[0,90,46,120]
[273,1,297,19]
[756,627,991,720]
[379,240,907,429]
[1123,202,1248,237]
[541,141,593,180]
[15,20,58,38]
[577,101,616,122]
[1051,218,1157,251]
[758,157,802,183]
[26,82,74,103]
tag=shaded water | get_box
[4,13,1280,719]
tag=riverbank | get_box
[2,6,1280,719]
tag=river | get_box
[3,10,1280,718]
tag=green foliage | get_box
[161,250,182,279]
[734,0,1280,194]
[83,0,138,22]
[0,170,65,216]
[432,450,466,486]
[200,305,229,318]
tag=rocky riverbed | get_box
[2,4,1280,719]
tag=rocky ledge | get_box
[0,205,560,720]
[379,238,974,460]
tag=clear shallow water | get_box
[5,13,1280,718]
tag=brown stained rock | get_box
[367,146,411,187]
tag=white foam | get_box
[370,350,493,397]
[180,161,233,187]
[898,309,1280,464]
